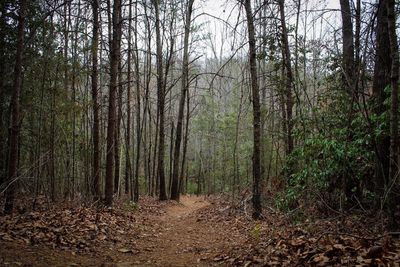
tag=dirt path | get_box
[3,195,400,266]
[129,195,229,267]
[0,196,244,267]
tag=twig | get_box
[315,192,347,216]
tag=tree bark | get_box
[339,0,355,94]
[0,3,7,187]
[180,81,191,194]
[171,0,194,201]
[134,0,141,202]
[114,60,123,194]
[244,0,262,219]
[387,0,399,224]
[105,0,122,206]
[4,0,26,214]
[278,0,294,158]
[91,0,100,199]
[372,0,391,194]
[125,0,133,196]
[153,0,168,201]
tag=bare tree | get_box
[278,0,294,158]
[105,0,122,206]
[171,0,195,201]
[387,0,399,225]
[153,0,168,201]
[372,0,391,194]
[339,0,355,93]
[91,0,100,199]
[4,0,26,214]
[244,0,262,219]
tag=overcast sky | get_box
[194,0,343,59]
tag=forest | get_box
[0,0,400,265]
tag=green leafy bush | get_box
[278,89,377,212]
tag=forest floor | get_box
[1,194,400,266]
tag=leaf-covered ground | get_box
[1,195,399,266]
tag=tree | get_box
[339,0,355,94]
[105,0,122,206]
[91,0,100,199]
[125,0,133,197]
[372,0,391,194]
[133,0,141,202]
[387,0,399,226]
[170,0,194,201]
[4,0,26,214]
[244,0,262,219]
[278,0,294,159]
[0,2,8,188]
[153,0,168,201]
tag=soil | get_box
[1,195,399,266]
[0,196,243,267]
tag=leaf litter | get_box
[0,194,399,266]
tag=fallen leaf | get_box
[118,248,136,253]
[366,246,383,259]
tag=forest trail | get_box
[130,195,234,267]
[0,196,246,267]
[3,195,399,266]
[163,195,210,218]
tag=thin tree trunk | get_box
[50,55,60,201]
[278,0,294,158]
[0,4,7,186]
[372,0,391,194]
[4,0,26,214]
[91,0,100,199]
[125,0,133,196]
[387,0,399,225]
[152,107,159,196]
[354,0,361,94]
[105,0,122,206]
[339,0,355,94]
[153,0,168,201]
[71,0,82,199]
[114,60,123,193]
[244,0,262,219]
[63,1,70,198]
[171,0,194,201]
[133,0,141,202]
[179,81,191,194]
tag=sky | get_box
[194,0,343,59]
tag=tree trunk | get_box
[387,0,399,226]
[244,0,262,219]
[105,0,122,206]
[134,0,141,202]
[180,81,191,194]
[278,0,294,158]
[153,0,168,201]
[372,0,391,194]
[70,0,82,199]
[0,4,7,187]
[4,0,26,214]
[63,1,70,198]
[339,0,355,94]
[50,56,59,201]
[91,0,100,199]
[114,60,123,194]
[125,0,133,196]
[170,0,194,201]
